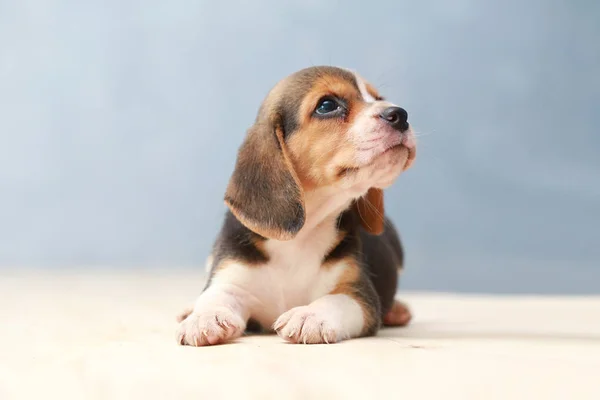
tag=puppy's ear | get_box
[224,113,305,240]
[353,188,385,235]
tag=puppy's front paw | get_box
[274,306,345,344]
[177,306,245,346]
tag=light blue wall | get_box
[1,0,599,293]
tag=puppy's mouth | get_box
[380,142,404,156]
[381,143,415,170]
[336,142,415,178]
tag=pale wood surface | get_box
[1,270,599,400]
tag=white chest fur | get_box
[210,219,347,328]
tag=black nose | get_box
[380,107,409,132]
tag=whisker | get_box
[361,195,394,229]
[355,199,372,232]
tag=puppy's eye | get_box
[315,98,340,115]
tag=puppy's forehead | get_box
[280,66,360,98]
[261,66,362,113]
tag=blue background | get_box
[1,0,598,293]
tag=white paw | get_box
[177,306,245,346]
[273,306,346,344]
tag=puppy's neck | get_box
[295,186,356,240]
[261,186,355,267]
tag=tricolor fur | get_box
[178,66,416,346]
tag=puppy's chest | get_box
[246,227,345,322]
[263,230,337,292]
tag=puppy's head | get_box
[225,66,416,240]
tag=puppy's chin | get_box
[368,145,410,188]
[377,144,409,165]
[334,145,411,194]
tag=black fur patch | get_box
[211,211,269,267]
[325,210,403,322]
[323,212,359,264]
[359,217,404,317]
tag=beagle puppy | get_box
[177,66,416,346]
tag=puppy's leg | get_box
[274,260,380,344]
[383,300,412,327]
[175,255,216,324]
[177,282,251,347]
[359,220,413,327]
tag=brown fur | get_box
[329,258,379,335]
[224,114,305,241]
[287,74,370,188]
[354,188,386,235]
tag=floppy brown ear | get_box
[224,114,305,240]
[353,188,385,235]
